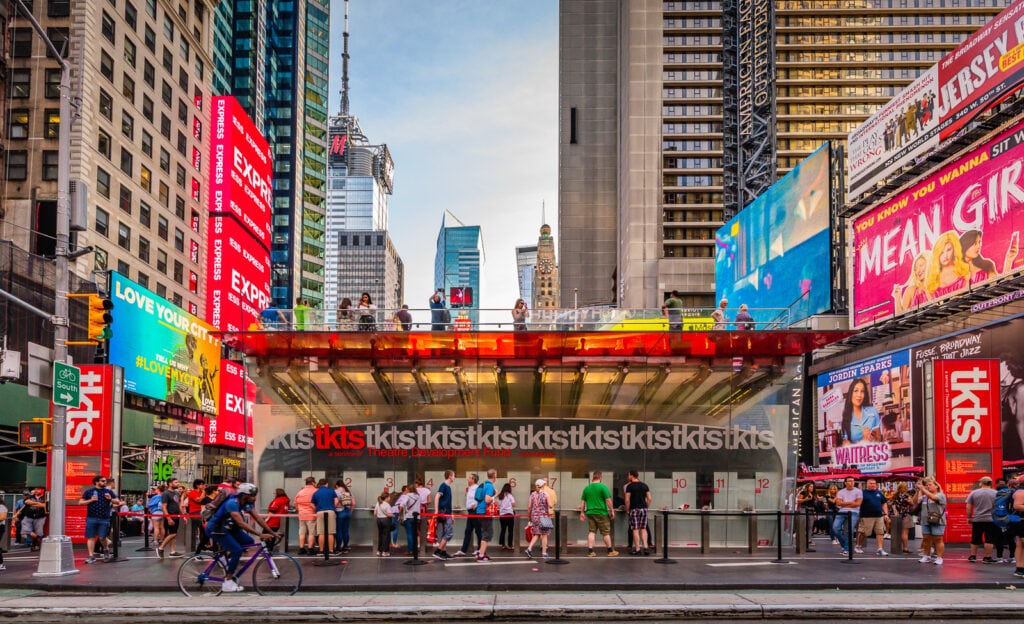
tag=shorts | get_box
[21,516,45,537]
[299,519,319,538]
[629,508,648,531]
[858,516,886,536]
[586,514,612,536]
[316,509,337,532]
[1006,522,1024,541]
[163,517,179,534]
[479,517,494,542]
[920,522,946,536]
[437,515,455,543]
[971,521,1000,546]
[85,517,110,539]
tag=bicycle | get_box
[177,537,302,596]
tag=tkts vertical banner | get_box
[49,365,124,543]
[932,359,1002,543]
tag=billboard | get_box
[715,143,832,326]
[204,359,254,449]
[205,214,271,332]
[932,359,1002,543]
[108,272,222,414]
[816,350,913,473]
[851,117,1024,328]
[209,96,272,249]
[449,286,474,306]
[848,0,1024,198]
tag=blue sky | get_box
[327,0,559,313]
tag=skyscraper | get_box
[435,214,483,324]
[515,245,538,306]
[534,224,560,310]
[211,0,330,310]
[558,0,1010,310]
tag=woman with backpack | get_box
[334,481,355,554]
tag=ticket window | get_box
[337,471,367,509]
[711,471,756,547]
[366,471,406,503]
[505,471,533,511]
[753,471,781,546]
[664,471,698,547]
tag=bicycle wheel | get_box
[177,553,226,596]
[251,551,302,595]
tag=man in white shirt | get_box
[455,473,481,557]
[833,476,863,556]
[415,476,432,553]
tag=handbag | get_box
[487,501,499,517]
[926,507,944,525]
[426,517,437,544]
[539,514,554,530]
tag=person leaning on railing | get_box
[734,304,755,330]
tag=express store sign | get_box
[205,214,271,332]
[205,359,254,449]
[209,96,272,249]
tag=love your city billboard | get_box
[714,143,832,327]
[108,272,222,415]
[851,116,1024,328]
[848,0,1024,198]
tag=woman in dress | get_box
[796,483,819,536]
[925,231,970,298]
[841,378,881,444]
[915,477,947,565]
[524,479,552,559]
[497,483,516,551]
[512,299,529,331]
[888,482,914,554]
[892,253,930,313]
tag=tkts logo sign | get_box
[65,365,115,453]
[267,422,776,452]
[934,359,1001,449]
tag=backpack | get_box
[398,494,418,523]
[201,488,231,522]
[993,488,1021,528]
[474,484,486,503]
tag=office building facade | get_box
[559,0,1010,310]
[515,245,537,306]
[435,216,482,323]
[329,229,404,320]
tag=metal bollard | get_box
[700,510,711,554]
[654,510,676,564]
[546,510,569,565]
[890,515,903,554]
[746,511,757,554]
[314,511,340,567]
[795,511,809,553]
[404,512,428,566]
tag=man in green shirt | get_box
[662,290,684,332]
[578,471,618,557]
[294,297,310,331]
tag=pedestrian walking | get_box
[456,473,481,557]
[525,479,553,559]
[579,472,618,557]
[474,469,497,562]
[159,478,183,558]
[965,476,999,563]
[433,470,456,560]
[80,475,122,563]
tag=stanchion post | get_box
[404,512,428,566]
[770,510,789,564]
[840,511,860,565]
[108,512,122,562]
[546,510,569,565]
[314,510,340,567]
[654,509,676,564]
[136,513,154,552]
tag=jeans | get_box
[403,518,418,553]
[335,508,352,549]
[833,512,859,552]
[826,510,839,542]
[499,516,515,548]
[212,530,254,576]
[376,517,392,553]
[460,517,481,553]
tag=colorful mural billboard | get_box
[851,117,1024,328]
[715,143,832,327]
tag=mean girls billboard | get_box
[851,116,1024,328]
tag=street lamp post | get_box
[15,0,79,577]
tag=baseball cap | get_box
[535,479,546,488]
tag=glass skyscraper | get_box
[435,216,483,324]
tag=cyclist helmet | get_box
[236,482,258,496]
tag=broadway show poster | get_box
[851,116,1024,328]
[816,350,913,472]
[107,272,222,415]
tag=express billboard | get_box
[848,0,1024,198]
[204,358,254,449]
[851,117,1024,328]
[816,350,913,473]
[205,214,271,332]
[209,96,272,249]
[714,143,831,326]
[108,272,222,414]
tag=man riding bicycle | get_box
[204,483,279,592]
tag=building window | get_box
[142,95,154,122]
[97,129,112,159]
[118,184,132,214]
[178,67,188,91]
[178,100,188,125]
[121,111,134,139]
[146,0,156,18]
[42,151,59,181]
[117,260,130,276]
[176,132,187,157]
[144,24,156,51]
[122,74,135,104]
[140,165,151,192]
[138,237,150,263]
[163,15,175,40]
[49,0,72,17]
[118,222,131,250]
[44,110,60,139]
[124,2,137,29]
[100,51,115,82]
[161,80,172,106]
[162,48,173,73]
[172,293,182,307]
[173,260,183,284]
[159,148,170,173]
[140,201,151,228]
[137,272,148,289]
[175,195,185,219]
[44,69,61,99]
[99,90,113,120]
[97,167,111,198]
[143,60,155,87]
[11,29,32,58]
[141,131,153,157]
[179,37,189,61]
[159,182,169,207]
[174,228,184,252]
[6,151,28,181]
[96,208,110,237]
[101,12,116,42]
[8,110,29,140]
[47,28,69,59]
[124,38,136,67]
[160,114,171,139]
[10,69,31,99]
[120,148,133,175]
[156,283,166,298]
[156,249,167,273]
[157,216,168,241]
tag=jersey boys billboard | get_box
[108,272,222,415]
[851,116,1024,328]
[209,96,272,248]
[848,0,1024,198]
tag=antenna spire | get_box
[341,0,350,116]
[541,199,546,226]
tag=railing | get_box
[243,306,846,333]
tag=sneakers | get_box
[934,557,944,565]
[841,551,849,557]
[84,556,97,564]
[524,549,533,559]
[587,550,597,557]
[967,555,977,562]
[1013,569,1024,578]
[0,564,6,571]
[607,550,619,557]
[642,549,650,556]
[876,549,888,556]
[433,550,446,560]
[454,550,467,557]
[221,579,245,593]
[831,539,839,545]
[919,555,932,563]
[853,547,864,554]
[475,553,492,562]
[156,547,164,559]
[542,552,550,560]
[169,552,182,558]
[983,557,995,564]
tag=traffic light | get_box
[87,294,114,341]
[19,419,51,448]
